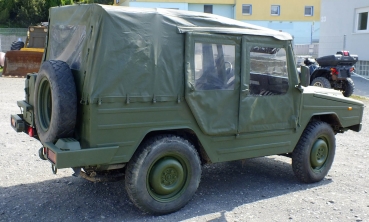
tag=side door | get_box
[185,33,241,136]
[238,37,300,134]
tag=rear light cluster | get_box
[350,67,355,73]
[330,68,339,75]
[47,148,56,164]
[28,127,35,137]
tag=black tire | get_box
[10,41,24,50]
[125,135,202,215]
[292,121,336,183]
[342,78,354,97]
[34,60,77,143]
[311,77,331,88]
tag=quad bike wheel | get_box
[342,78,354,97]
[311,77,331,88]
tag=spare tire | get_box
[34,60,77,143]
[10,41,25,50]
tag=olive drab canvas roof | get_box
[46,4,292,104]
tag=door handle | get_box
[241,84,249,94]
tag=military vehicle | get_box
[10,4,364,215]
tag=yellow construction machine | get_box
[2,25,47,77]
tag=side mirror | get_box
[299,65,310,87]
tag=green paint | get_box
[12,5,363,171]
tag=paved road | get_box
[352,74,369,97]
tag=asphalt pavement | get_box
[352,74,369,97]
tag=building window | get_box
[242,4,252,15]
[116,0,119,3]
[204,5,213,14]
[271,5,280,16]
[305,6,314,16]
[356,7,369,32]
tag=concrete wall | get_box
[319,0,369,61]
[0,29,27,52]
[129,2,188,10]
[242,20,320,44]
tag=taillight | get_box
[28,127,34,137]
[47,148,56,164]
[350,67,355,73]
[330,68,338,75]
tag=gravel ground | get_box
[0,77,368,222]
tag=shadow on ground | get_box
[0,156,331,221]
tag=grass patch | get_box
[351,94,368,101]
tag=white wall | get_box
[319,0,369,60]
[129,2,188,10]
[242,21,320,44]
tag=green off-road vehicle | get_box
[11,4,364,215]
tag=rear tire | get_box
[10,41,24,50]
[292,121,336,183]
[342,78,354,97]
[311,77,331,88]
[125,135,202,215]
[34,60,77,143]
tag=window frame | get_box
[242,4,252,15]
[247,44,290,97]
[355,7,369,33]
[271,5,280,16]
[204,5,213,14]
[304,6,314,16]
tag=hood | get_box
[303,86,364,106]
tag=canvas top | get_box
[46,4,292,103]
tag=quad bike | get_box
[305,51,357,97]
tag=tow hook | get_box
[38,147,47,160]
[51,164,57,174]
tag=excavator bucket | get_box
[2,50,43,77]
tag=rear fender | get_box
[310,69,330,84]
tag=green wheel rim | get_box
[37,77,52,131]
[310,138,329,170]
[147,155,188,202]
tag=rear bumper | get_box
[44,139,120,169]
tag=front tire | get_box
[125,135,202,215]
[342,78,354,97]
[292,121,336,183]
[311,77,331,88]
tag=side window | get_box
[249,46,289,96]
[194,43,235,90]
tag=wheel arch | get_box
[136,128,211,165]
[309,113,342,133]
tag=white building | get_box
[319,0,369,77]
